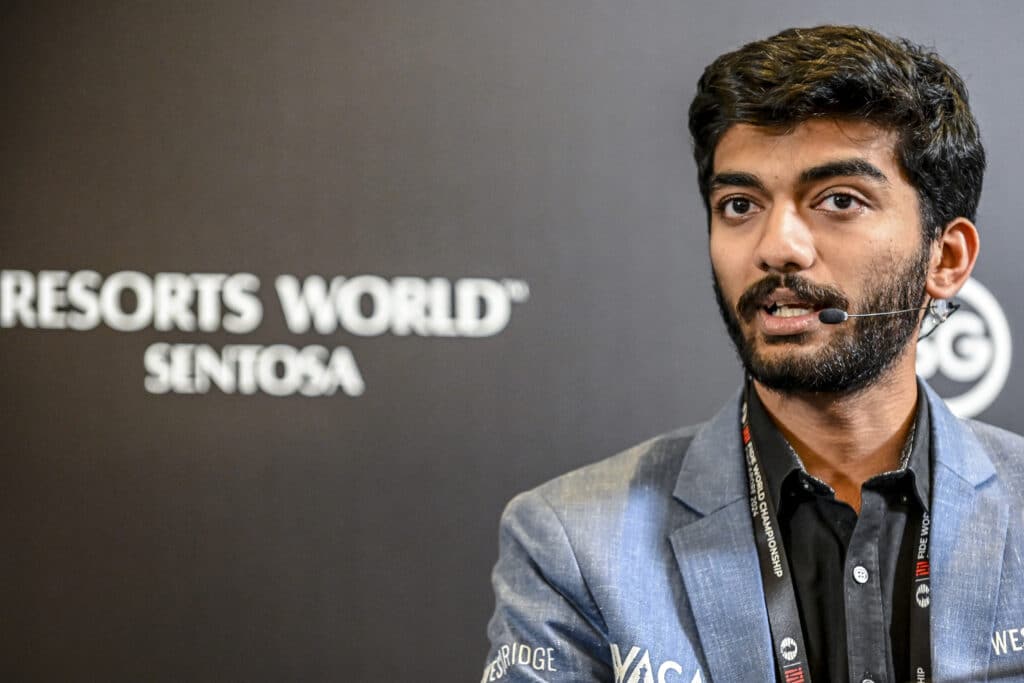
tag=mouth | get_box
[758,287,828,317]
[770,301,815,317]
[753,290,827,335]
[732,276,849,335]
[763,301,819,318]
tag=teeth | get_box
[771,305,812,318]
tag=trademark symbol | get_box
[502,279,530,303]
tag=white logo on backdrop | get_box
[916,277,1012,418]
[0,270,531,398]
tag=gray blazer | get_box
[482,382,1024,682]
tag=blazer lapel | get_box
[670,393,775,683]
[925,385,1009,681]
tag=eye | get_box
[717,196,760,219]
[816,193,866,213]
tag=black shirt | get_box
[747,385,931,683]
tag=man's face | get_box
[708,119,933,395]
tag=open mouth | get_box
[764,302,818,318]
[736,279,846,326]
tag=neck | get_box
[753,356,920,513]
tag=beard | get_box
[712,241,931,395]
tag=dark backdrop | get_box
[2,2,1020,680]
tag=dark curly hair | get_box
[688,25,985,238]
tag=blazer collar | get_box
[672,380,999,514]
[672,387,746,515]
[669,387,775,683]
[923,380,997,487]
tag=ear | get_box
[925,217,979,300]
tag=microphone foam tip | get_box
[818,308,848,324]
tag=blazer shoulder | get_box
[963,418,1024,492]
[527,422,705,510]
[964,418,1024,448]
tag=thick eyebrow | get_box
[709,159,890,197]
[799,158,890,186]
[709,172,768,195]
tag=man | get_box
[482,26,1024,683]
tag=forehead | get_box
[713,119,902,181]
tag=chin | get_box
[760,331,814,346]
[743,345,902,396]
[739,332,878,395]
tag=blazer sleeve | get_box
[481,488,612,682]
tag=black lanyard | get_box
[740,387,932,683]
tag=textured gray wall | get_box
[1,2,1020,680]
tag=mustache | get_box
[736,273,849,322]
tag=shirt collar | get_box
[745,379,931,512]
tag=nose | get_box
[754,204,815,273]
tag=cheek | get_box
[708,231,729,268]
[817,237,889,283]
[709,235,746,297]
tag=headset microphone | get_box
[818,308,854,324]
[817,299,960,337]
[817,306,926,324]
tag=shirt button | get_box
[853,565,870,584]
